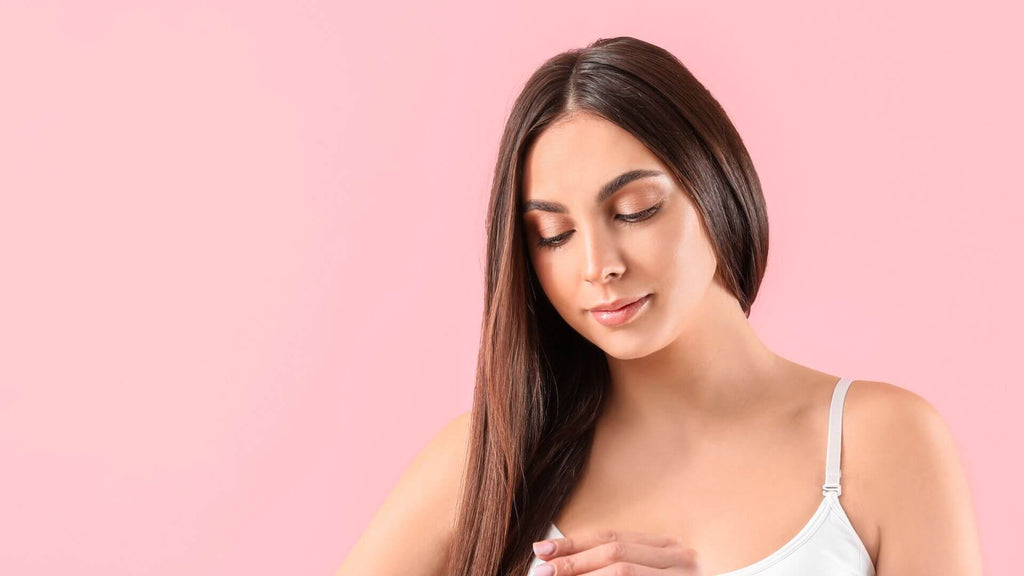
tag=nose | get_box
[582,225,626,284]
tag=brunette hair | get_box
[443,35,769,575]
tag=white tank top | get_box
[529,377,876,575]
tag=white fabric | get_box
[529,377,875,576]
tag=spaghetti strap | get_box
[823,377,854,497]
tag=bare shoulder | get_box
[842,379,957,479]
[843,380,983,574]
[335,410,473,576]
[841,379,950,505]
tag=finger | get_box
[577,555,700,576]
[534,529,678,560]
[531,539,696,576]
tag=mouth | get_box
[589,294,651,327]
[589,294,649,312]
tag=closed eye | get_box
[536,201,664,250]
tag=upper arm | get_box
[335,410,472,576]
[867,385,983,576]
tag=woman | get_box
[337,36,982,576]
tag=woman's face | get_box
[521,112,721,359]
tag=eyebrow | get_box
[520,168,666,214]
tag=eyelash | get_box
[536,201,664,251]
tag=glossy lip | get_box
[589,294,651,327]
[589,294,648,312]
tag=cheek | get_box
[631,212,686,272]
[529,255,585,326]
[662,223,717,302]
[532,254,575,306]
[636,210,713,297]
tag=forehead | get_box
[523,113,665,201]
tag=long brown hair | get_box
[443,36,770,575]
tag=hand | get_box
[531,529,703,575]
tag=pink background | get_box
[0,1,1018,574]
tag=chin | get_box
[603,345,656,361]
[593,332,662,360]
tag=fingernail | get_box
[533,562,554,576]
[533,540,555,555]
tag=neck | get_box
[602,280,786,432]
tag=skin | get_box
[335,110,983,576]
[518,111,983,575]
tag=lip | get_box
[589,294,648,312]
[589,294,651,327]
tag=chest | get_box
[547,423,879,574]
